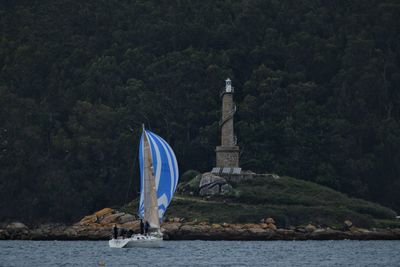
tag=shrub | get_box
[180,170,200,183]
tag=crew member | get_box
[113,224,118,239]
[140,219,144,235]
[144,221,150,235]
[127,229,134,238]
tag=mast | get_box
[142,125,160,230]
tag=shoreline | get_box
[1,222,400,241]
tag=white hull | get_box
[109,234,163,248]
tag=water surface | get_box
[1,240,399,266]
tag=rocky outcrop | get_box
[77,208,137,227]
[101,212,125,224]
[1,221,400,241]
[4,222,29,239]
[2,213,400,241]
[305,224,317,233]
[118,214,135,224]
[199,173,233,196]
[260,217,277,230]
[163,222,400,241]
[344,220,353,230]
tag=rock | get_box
[6,222,29,239]
[242,223,260,229]
[211,224,222,229]
[199,173,232,196]
[172,217,181,223]
[121,221,140,230]
[118,214,135,224]
[78,214,98,225]
[249,227,265,234]
[344,220,353,230]
[230,224,244,230]
[184,220,198,225]
[5,222,30,239]
[295,227,306,233]
[392,228,400,236]
[199,173,226,187]
[6,222,28,230]
[64,228,78,238]
[176,224,214,240]
[265,218,275,224]
[309,228,348,240]
[350,226,370,233]
[100,212,125,224]
[163,222,182,232]
[305,224,317,233]
[272,174,280,179]
[276,229,296,239]
[3,221,400,241]
[200,184,220,195]
[0,229,9,239]
[170,217,185,223]
[76,226,111,240]
[77,209,122,226]
[95,208,114,219]
[220,184,233,194]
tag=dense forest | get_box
[1,0,399,222]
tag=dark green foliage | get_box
[180,170,200,183]
[229,176,396,223]
[177,174,202,195]
[0,0,400,223]
[163,196,379,228]
[167,176,397,227]
[233,176,384,216]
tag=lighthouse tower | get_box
[215,78,240,168]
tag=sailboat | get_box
[109,126,179,248]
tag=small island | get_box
[2,80,399,241]
[2,172,400,240]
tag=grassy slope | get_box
[121,175,399,228]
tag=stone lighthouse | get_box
[215,78,240,168]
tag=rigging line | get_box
[125,146,139,205]
[125,126,139,205]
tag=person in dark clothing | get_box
[127,229,134,238]
[113,224,118,239]
[119,228,127,238]
[144,221,150,235]
[140,219,144,235]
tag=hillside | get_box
[123,174,399,228]
[1,0,400,223]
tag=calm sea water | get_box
[0,240,399,267]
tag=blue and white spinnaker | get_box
[138,130,179,222]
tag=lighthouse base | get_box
[215,146,240,167]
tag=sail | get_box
[141,130,160,229]
[138,130,179,223]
